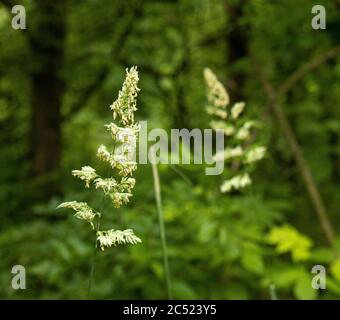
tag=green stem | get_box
[87,164,110,299]
[269,284,278,300]
[249,185,278,300]
[151,154,172,300]
[87,215,101,299]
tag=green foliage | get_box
[268,225,313,262]
[330,259,340,282]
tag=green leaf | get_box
[327,278,340,296]
[309,248,335,263]
[294,275,317,300]
[330,259,340,281]
[241,250,265,275]
[272,267,302,288]
[224,283,250,300]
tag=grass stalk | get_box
[151,152,172,300]
[269,284,278,300]
[87,215,101,299]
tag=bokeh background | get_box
[1,0,340,299]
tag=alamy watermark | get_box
[7,4,327,32]
[7,263,329,292]
[11,5,26,30]
[311,265,326,290]
[136,121,225,175]
[113,120,226,175]
[311,5,326,30]
[11,265,26,290]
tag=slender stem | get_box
[87,215,101,299]
[269,284,278,300]
[151,152,172,300]
[169,164,192,186]
[270,97,336,245]
[278,45,340,96]
[253,56,337,246]
[86,165,110,299]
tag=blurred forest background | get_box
[1,0,340,299]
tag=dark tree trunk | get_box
[31,73,63,176]
[225,0,248,102]
[29,0,66,177]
